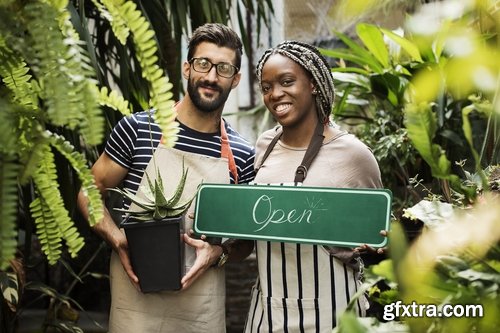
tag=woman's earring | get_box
[312,88,318,95]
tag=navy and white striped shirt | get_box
[105,111,255,209]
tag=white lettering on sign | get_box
[252,195,326,232]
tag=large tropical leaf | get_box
[356,23,389,69]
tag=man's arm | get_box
[77,153,140,289]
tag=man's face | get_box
[184,42,241,113]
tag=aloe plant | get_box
[110,161,196,221]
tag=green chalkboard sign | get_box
[194,184,391,247]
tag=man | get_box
[77,23,255,332]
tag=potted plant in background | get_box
[109,161,196,292]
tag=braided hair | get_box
[256,40,335,123]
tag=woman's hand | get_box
[354,230,388,255]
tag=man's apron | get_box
[108,139,231,332]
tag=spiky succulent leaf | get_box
[166,160,189,207]
[153,175,169,208]
[108,188,156,212]
[113,160,195,221]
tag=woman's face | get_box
[260,54,317,128]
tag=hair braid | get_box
[256,40,335,123]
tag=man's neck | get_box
[175,97,222,133]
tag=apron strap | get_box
[256,121,325,184]
[294,121,325,183]
[255,127,283,172]
[220,119,239,184]
[159,106,239,184]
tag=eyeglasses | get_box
[189,57,239,78]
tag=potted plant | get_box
[110,161,195,292]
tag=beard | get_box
[187,77,232,113]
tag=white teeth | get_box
[275,104,291,112]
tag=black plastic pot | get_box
[121,215,184,292]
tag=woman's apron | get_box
[108,124,234,333]
[244,123,367,332]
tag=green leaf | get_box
[380,28,423,62]
[0,158,20,270]
[356,23,389,68]
[336,311,368,333]
[49,134,104,227]
[331,72,371,89]
[0,271,18,307]
[31,144,85,263]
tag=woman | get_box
[243,40,383,332]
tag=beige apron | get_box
[108,145,230,333]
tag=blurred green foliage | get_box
[327,0,499,332]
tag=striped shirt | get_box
[105,111,255,209]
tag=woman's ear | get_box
[311,82,318,95]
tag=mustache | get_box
[197,81,222,93]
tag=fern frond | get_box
[0,157,19,270]
[18,129,48,185]
[100,0,178,146]
[54,2,106,146]
[32,144,85,262]
[23,2,104,145]
[23,2,79,127]
[97,86,132,116]
[29,197,63,265]
[49,133,104,227]
[0,37,38,110]
[92,0,130,44]
[77,82,105,146]
[0,97,22,157]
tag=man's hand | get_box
[180,232,222,290]
[114,231,141,291]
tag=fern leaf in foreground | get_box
[0,158,20,270]
[98,86,132,116]
[50,133,104,227]
[101,0,178,146]
[32,145,84,262]
[29,197,63,265]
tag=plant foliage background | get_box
[324,1,499,332]
[1,0,498,332]
[0,0,273,331]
